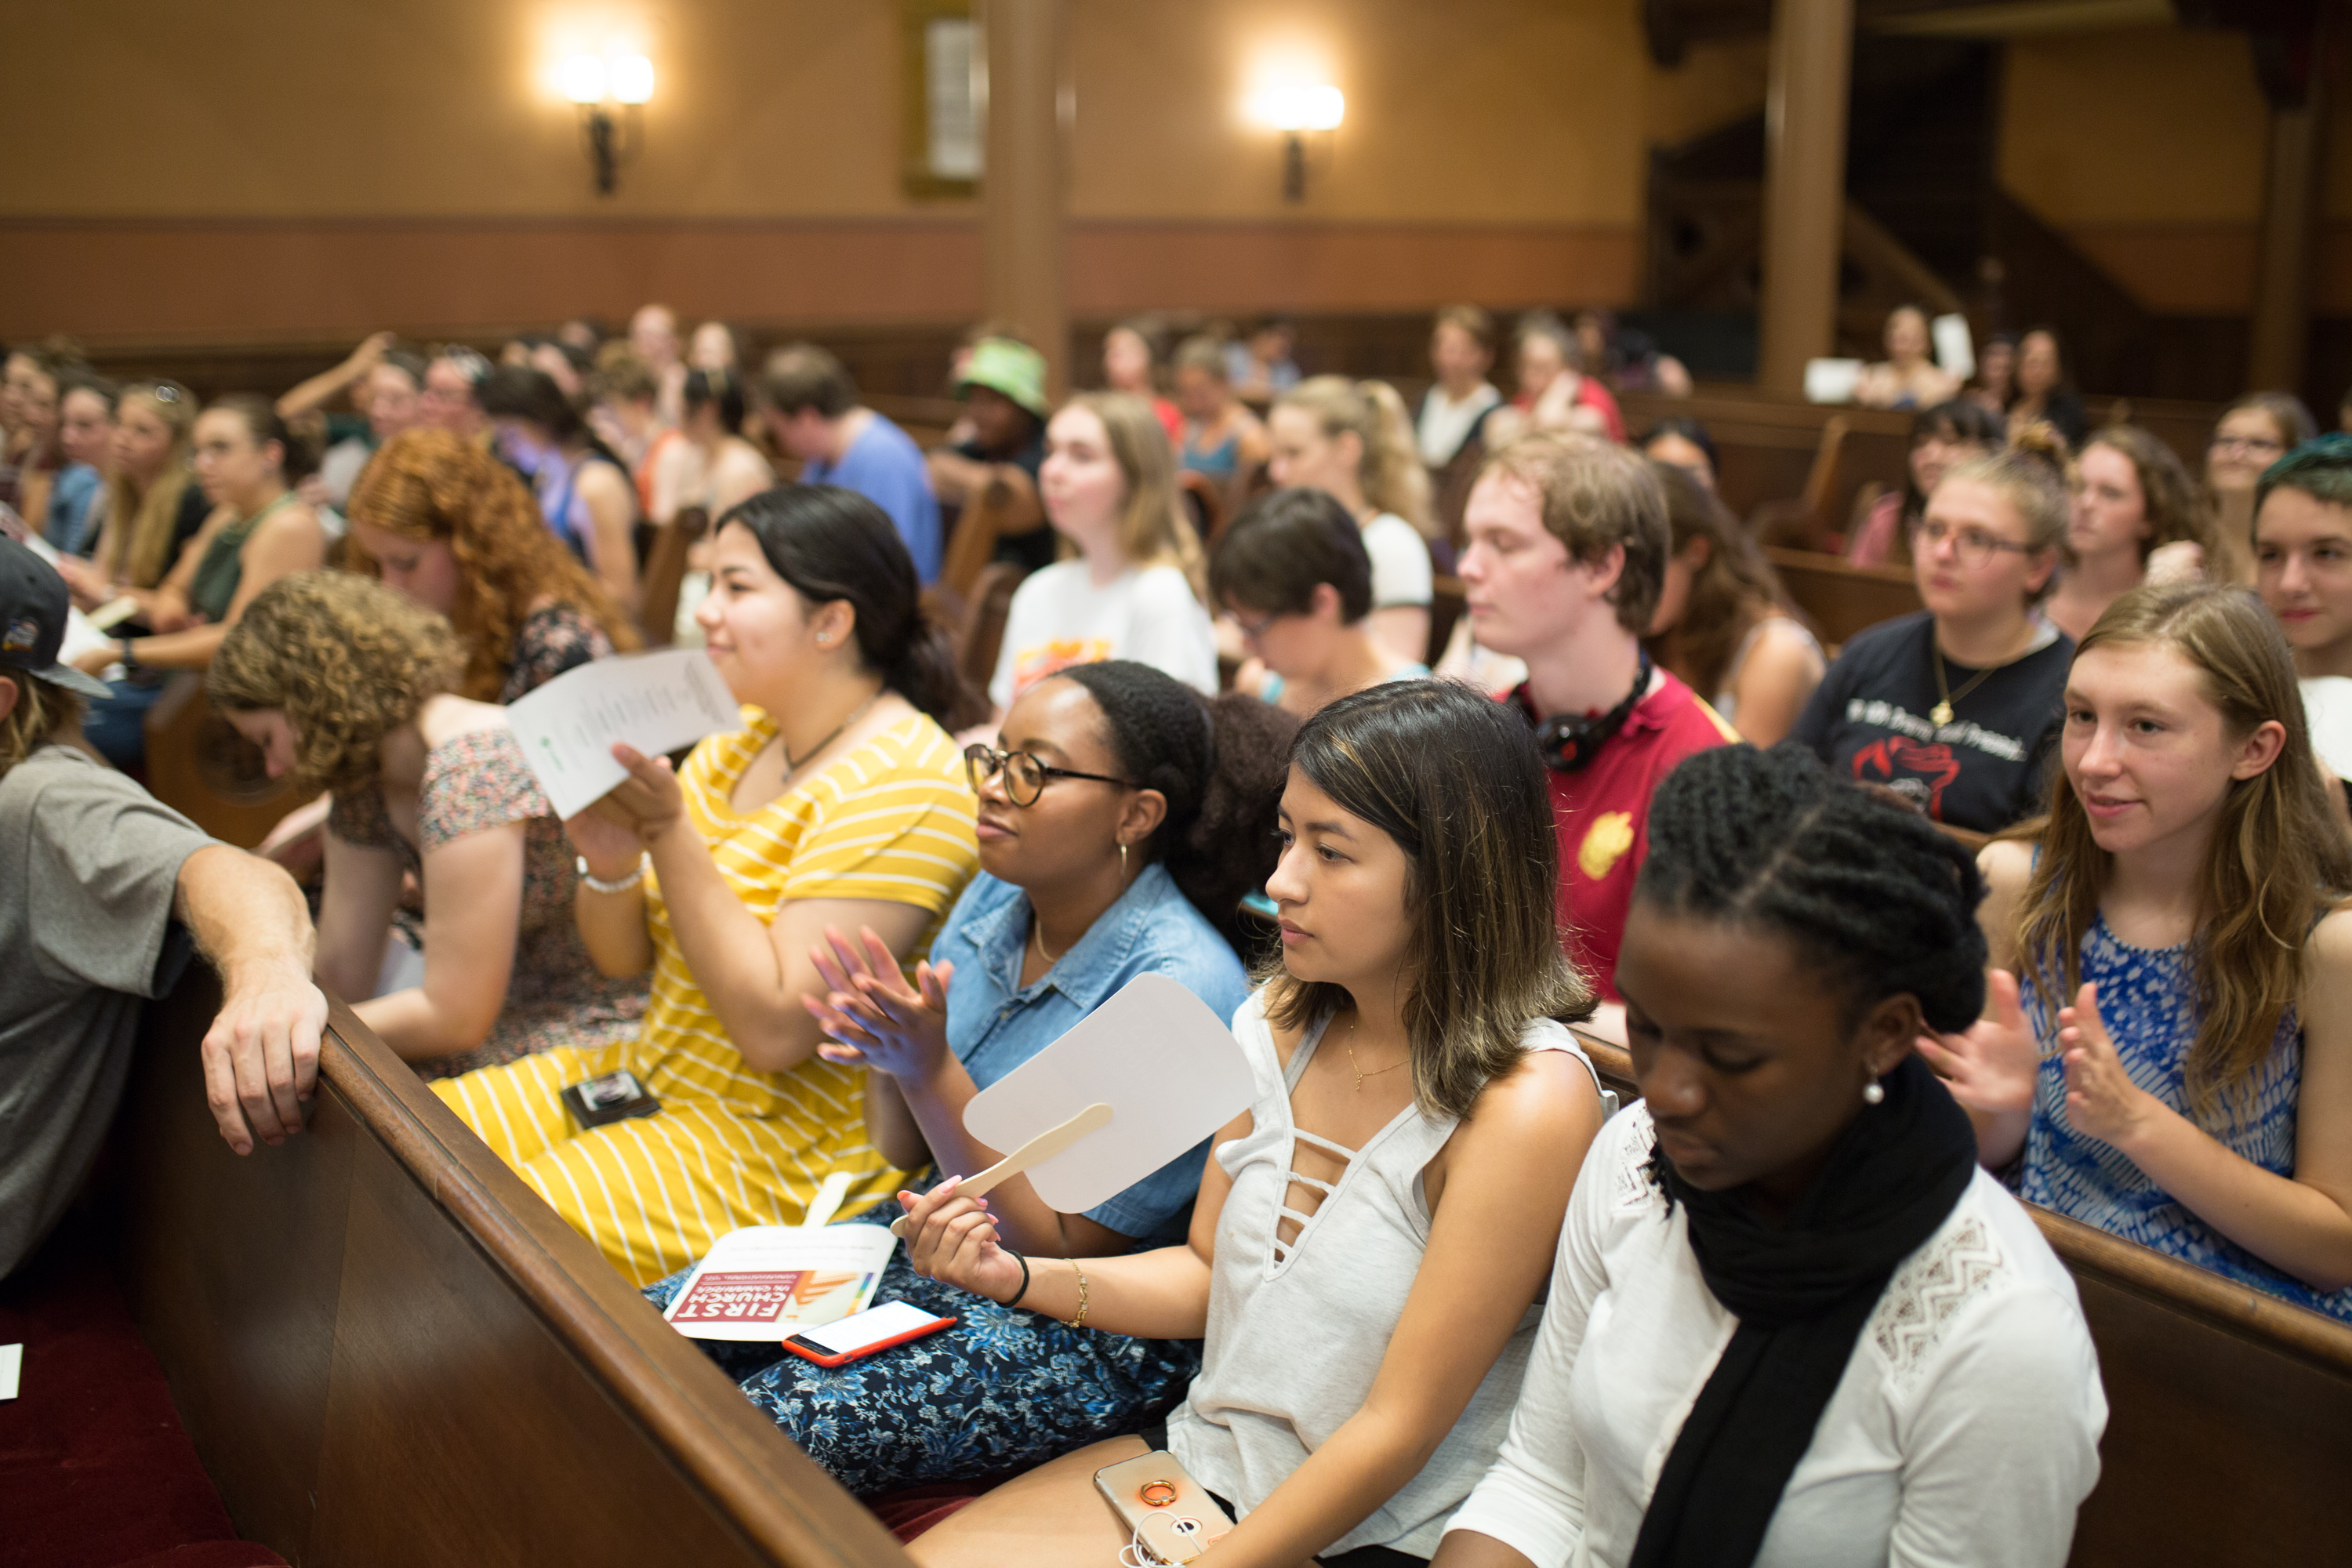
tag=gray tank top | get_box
[1168,993,1597,1557]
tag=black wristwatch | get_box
[118,635,140,674]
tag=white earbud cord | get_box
[1116,1508,1208,1567]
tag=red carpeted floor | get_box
[0,1218,286,1568]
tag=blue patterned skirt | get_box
[644,1218,1201,1495]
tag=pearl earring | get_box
[1862,1080,1886,1105]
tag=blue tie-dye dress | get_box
[2017,914,2352,1323]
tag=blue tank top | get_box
[1181,423,1241,478]
[2018,914,2352,1321]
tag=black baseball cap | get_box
[0,535,115,700]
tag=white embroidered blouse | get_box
[1443,1102,2107,1568]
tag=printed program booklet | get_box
[506,648,742,820]
[661,1224,898,1341]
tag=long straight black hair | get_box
[718,484,982,729]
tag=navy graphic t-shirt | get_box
[1788,611,2072,833]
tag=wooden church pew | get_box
[2040,1205,2352,1565]
[1761,546,1922,649]
[637,505,711,649]
[937,464,1043,608]
[1572,1027,2352,1567]
[143,672,296,849]
[106,969,912,1568]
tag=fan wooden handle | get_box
[888,1102,1115,1239]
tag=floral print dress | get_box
[643,1223,1200,1495]
[499,601,613,702]
[329,726,645,1079]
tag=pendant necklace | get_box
[1344,1014,1406,1093]
[1930,647,2006,728]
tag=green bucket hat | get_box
[957,337,1050,418]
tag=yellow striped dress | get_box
[434,709,979,1285]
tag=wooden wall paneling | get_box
[110,974,916,1568]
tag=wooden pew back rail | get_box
[114,985,2351,1567]
[111,972,911,1567]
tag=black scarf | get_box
[1628,1052,1978,1568]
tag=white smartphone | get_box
[1094,1449,1233,1563]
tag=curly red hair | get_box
[346,427,637,699]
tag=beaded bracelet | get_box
[575,853,648,895]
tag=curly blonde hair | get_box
[210,572,462,797]
[345,427,636,699]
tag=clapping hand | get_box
[803,924,953,1080]
[897,1174,1024,1305]
[1915,968,2039,1116]
[2058,982,2154,1147]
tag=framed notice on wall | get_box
[902,0,982,200]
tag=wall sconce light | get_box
[561,47,654,195]
[1250,84,1345,202]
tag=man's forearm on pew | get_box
[176,844,329,1154]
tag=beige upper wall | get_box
[0,0,909,216]
[1069,0,1653,223]
[0,0,1730,226]
[1999,26,2352,227]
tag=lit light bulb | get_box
[1251,83,1345,132]
[559,53,608,105]
[610,53,655,105]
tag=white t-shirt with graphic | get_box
[989,561,1217,710]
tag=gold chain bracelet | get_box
[1068,1259,1091,1330]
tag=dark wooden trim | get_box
[314,995,907,1565]
[110,969,912,1567]
[2031,1202,2352,1380]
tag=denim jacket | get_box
[930,862,1252,1242]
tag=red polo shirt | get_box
[1509,671,1737,1001]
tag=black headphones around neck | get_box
[1529,649,1652,774]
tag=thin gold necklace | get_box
[1031,916,1060,965]
[1343,1014,1406,1092]
[1929,632,2030,727]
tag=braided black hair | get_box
[1637,746,1987,1033]
[1051,660,1298,954]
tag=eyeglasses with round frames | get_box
[1908,517,2037,570]
[962,742,1141,807]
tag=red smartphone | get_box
[779,1301,956,1368]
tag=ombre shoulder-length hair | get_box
[1258,678,1593,1119]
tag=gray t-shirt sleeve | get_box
[26,757,216,997]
